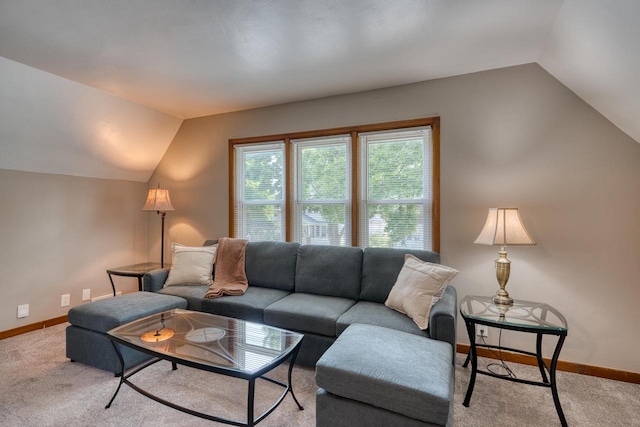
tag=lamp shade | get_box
[142,187,175,212]
[474,208,535,246]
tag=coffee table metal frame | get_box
[105,310,304,427]
[460,295,568,427]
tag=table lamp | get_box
[474,208,536,306]
[142,184,175,268]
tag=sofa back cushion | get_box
[360,247,441,303]
[295,245,363,300]
[244,241,300,291]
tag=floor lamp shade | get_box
[474,208,535,306]
[143,186,175,268]
[142,188,175,213]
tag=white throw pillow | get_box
[385,254,458,330]
[164,245,217,287]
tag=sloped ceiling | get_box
[0,0,638,182]
[0,57,182,181]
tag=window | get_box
[229,118,440,251]
[359,128,432,249]
[233,142,285,242]
[293,135,351,246]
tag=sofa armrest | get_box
[143,268,170,292]
[429,285,457,361]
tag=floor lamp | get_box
[142,185,175,268]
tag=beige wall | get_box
[149,63,640,373]
[0,170,148,331]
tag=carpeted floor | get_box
[1,323,638,426]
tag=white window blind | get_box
[234,142,285,242]
[358,127,432,250]
[292,135,351,246]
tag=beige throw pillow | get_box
[385,254,459,330]
[164,244,217,287]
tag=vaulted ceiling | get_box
[1,0,638,182]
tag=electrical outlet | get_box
[17,304,29,318]
[61,294,70,307]
[82,289,91,301]
[476,324,488,338]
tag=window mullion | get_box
[285,138,292,242]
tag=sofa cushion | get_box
[201,286,290,323]
[164,245,217,286]
[67,292,187,332]
[245,241,299,291]
[158,285,209,311]
[385,255,458,330]
[295,245,363,300]
[336,301,428,337]
[264,293,355,336]
[316,324,453,426]
[360,247,440,303]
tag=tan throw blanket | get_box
[205,237,249,299]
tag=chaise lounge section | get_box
[316,323,454,426]
[66,291,187,373]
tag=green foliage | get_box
[241,150,284,240]
[244,150,283,201]
[300,143,348,245]
[367,139,423,200]
[367,138,423,247]
[261,326,282,350]
[240,137,426,247]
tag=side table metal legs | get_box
[536,333,549,383]
[107,273,117,297]
[107,273,144,296]
[462,320,568,427]
[550,335,567,427]
[462,320,477,407]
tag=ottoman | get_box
[66,292,187,373]
[316,324,454,427]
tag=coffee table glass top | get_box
[460,295,567,332]
[108,309,303,374]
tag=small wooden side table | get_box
[106,262,163,296]
[460,295,569,427]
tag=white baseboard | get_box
[90,291,122,302]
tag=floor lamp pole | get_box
[160,211,167,268]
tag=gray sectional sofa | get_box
[144,240,457,367]
[68,239,457,426]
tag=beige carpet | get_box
[1,323,638,426]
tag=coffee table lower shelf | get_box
[105,341,303,427]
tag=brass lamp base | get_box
[492,292,514,306]
[493,245,514,307]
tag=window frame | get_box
[229,117,440,252]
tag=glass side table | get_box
[460,295,569,427]
[106,262,163,296]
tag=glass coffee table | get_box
[105,309,304,426]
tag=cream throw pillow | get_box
[385,254,459,330]
[164,244,217,287]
